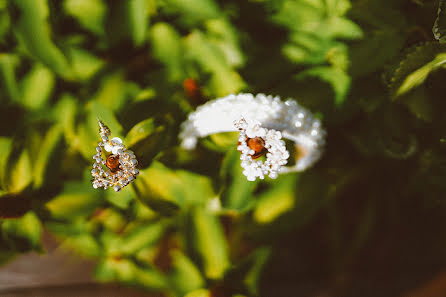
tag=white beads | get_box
[179,93,326,179]
[235,118,289,181]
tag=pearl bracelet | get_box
[179,93,326,181]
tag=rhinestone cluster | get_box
[91,119,139,192]
[235,118,289,181]
[179,93,325,177]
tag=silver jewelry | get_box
[179,93,325,181]
[91,119,139,191]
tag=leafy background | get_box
[1,0,446,296]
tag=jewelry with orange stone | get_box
[91,119,139,192]
[179,93,326,181]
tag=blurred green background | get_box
[2,0,446,296]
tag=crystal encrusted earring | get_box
[179,93,326,181]
[91,119,139,191]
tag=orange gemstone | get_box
[247,137,267,159]
[106,154,121,173]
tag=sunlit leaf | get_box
[162,0,220,25]
[53,93,78,144]
[33,125,64,189]
[396,53,446,97]
[96,258,168,290]
[106,223,164,256]
[12,0,73,78]
[184,289,211,297]
[105,0,150,46]
[0,137,13,190]
[150,22,185,82]
[20,63,55,109]
[185,207,229,279]
[0,54,20,102]
[219,149,258,213]
[168,250,205,296]
[45,180,101,220]
[2,211,42,252]
[9,149,33,193]
[132,161,215,215]
[253,175,298,224]
[67,47,105,81]
[64,0,106,36]
[387,42,446,99]
[184,31,245,96]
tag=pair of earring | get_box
[92,93,326,191]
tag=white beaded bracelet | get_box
[179,93,326,181]
[91,119,139,192]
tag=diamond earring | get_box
[91,119,139,191]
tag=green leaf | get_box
[53,93,78,144]
[132,161,215,215]
[296,66,350,105]
[33,125,64,189]
[201,132,239,152]
[66,47,105,81]
[396,53,446,97]
[227,247,271,296]
[184,289,211,297]
[0,54,20,102]
[125,116,172,168]
[186,207,229,279]
[205,19,245,68]
[106,223,164,256]
[0,137,13,190]
[92,72,134,112]
[12,0,73,78]
[150,22,185,82]
[162,0,220,25]
[184,31,245,96]
[387,43,446,99]
[9,149,33,193]
[433,0,446,43]
[219,149,258,213]
[105,0,150,46]
[349,1,408,77]
[105,186,134,209]
[64,0,106,36]
[45,180,101,220]
[253,175,298,224]
[168,250,205,296]
[404,88,433,122]
[20,63,55,109]
[2,211,42,252]
[125,117,157,147]
[62,233,102,258]
[95,258,168,290]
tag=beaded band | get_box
[91,119,139,191]
[179,93,325,180]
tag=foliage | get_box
[1,0,446,296]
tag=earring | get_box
[179,93,325,181]
[91,119,139,191]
